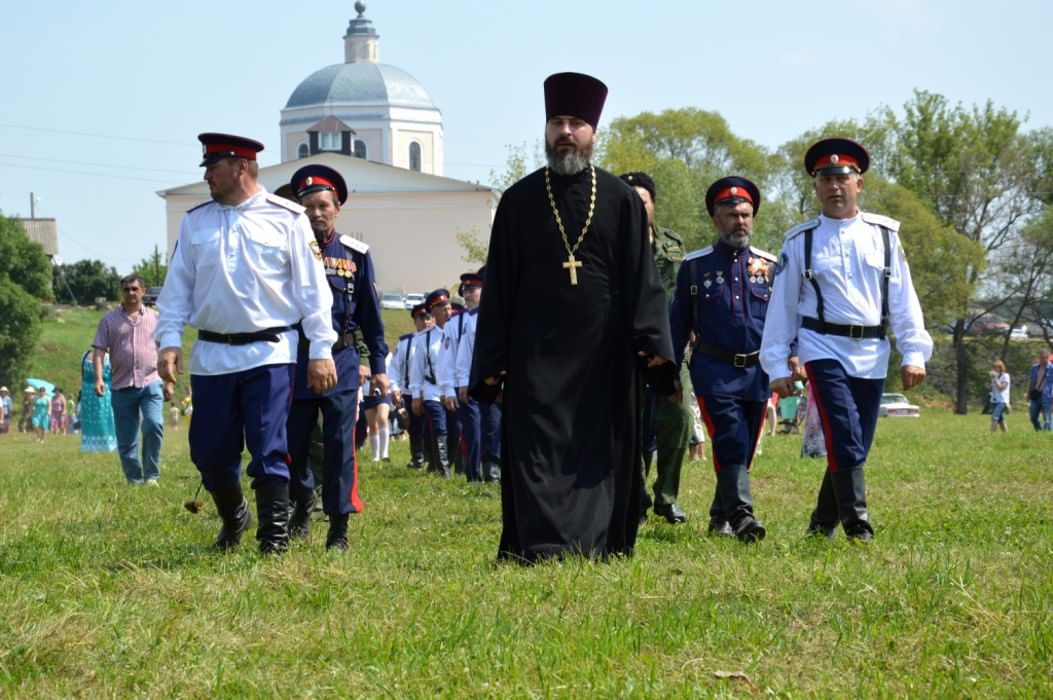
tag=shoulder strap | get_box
[689,257,700,342]
[879,225,891,340]
[803,227,825,330]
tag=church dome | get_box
[285,62,436,110]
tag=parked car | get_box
[1009,325,1029,340]
[404,293,425,310]
[380,292,405,310]
[878,392,920,418]
[143,286,163,306]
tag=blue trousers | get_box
[458,397,482,482]
[110,381,164,483]
[189,364,293,491]
[422,399,447,471]
[480,402,501,467]
[805,359,884,534]
[1028,397,1052,431]
[697,393,766,524]
[287,387,362,515]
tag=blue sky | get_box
[1,0,1050,272]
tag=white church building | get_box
[159,2,497,295]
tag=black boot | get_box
[707,488,731,537]
[211,481,253,550]
[717,464,765,543]
[831,468,874,540]
[326,513,349,550]
[484,462,501,483]
[255,481,290,555]
[435,433,451,479]
[288,488,317,541]
[807,470,838,538]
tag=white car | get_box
[878,392,920,418]
[404,293,425,310]
[380,292,405,310]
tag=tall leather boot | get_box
[484,462,501,484]
[211,481,253,550]
[707,488,733,537]
[255,481,291,555]
[326,513,349,550]
[831,468,873,540]
[717,464,765,542]
[807,470,838,538]
[288,488,317,541]
[435,433,451,480]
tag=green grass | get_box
[2,315,1051,697]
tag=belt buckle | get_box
[849,325,864,340]
[733,353,747,368]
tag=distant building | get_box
[13,218,58,258]
[158,2,496,294]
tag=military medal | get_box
[545,165,596,286]
[309,240,322,261]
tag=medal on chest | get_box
[747,257,770,286]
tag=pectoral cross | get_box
[562,252,582,286]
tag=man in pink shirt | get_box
[93,274,169,485]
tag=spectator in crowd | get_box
[1027,351,1052,431]
[0,386,11,435]
[990,359,1011,432]
[79,349,118,452]
[31,386,50,442]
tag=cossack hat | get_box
[544,72,608,129]
[290,164,348,205]
[705,176,761,216]
[804,137,870,176]
[426,289,451,310]
[198,133,264,166]
[410,303,430,319]
[458,271,484,296]
[619,172,656,202]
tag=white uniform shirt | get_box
[455,311,479,389]
[761,212,933,381]
[409,326,451,401]
[440,312,471,390]
[388,332,417,395]
[155,188,337,376]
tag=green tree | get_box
[882,90,1046,413]
[601,108,776,251]
[455,226,489,265]
[488,142,542,192]
[0,215,51,388]
[132,245,167,287]
[58,259,121,303]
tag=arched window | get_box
[297,143,309,159]
[353,139,367,159]
[409,142,422,172]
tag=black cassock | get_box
[470,165,673,562]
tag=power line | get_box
[0,152,194,176]
[0,161,185,185]
[0,122,194,148]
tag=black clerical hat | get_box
[198,132,264,166]
[544,72,608,129]
[620,172,656,202]
[705,176,761,216]
[290,164,348,204]
[804,137,870,176]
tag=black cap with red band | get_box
[804,137,870,176]
[198,132,264,166]
[290,164,348,204]
[705,176,761,216]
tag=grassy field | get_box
[2,314,1051,697]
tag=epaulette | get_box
[187,200,211,213]
[684,245,713,262]
[339,234,369,254]
[861,212,901,232]
[784,218,820,241]
[265,193,304,213]
[749,246,778,262]
[399,332,414,341]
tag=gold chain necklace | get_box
[545,165,596,286]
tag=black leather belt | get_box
[198,326,291,345]
[332,332,358,352]
[694,341,760,368]
[801,316,884,339]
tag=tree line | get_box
[493,89,1053,414]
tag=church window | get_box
[409,142,422,172]
[319,131,341,151]
[353,139,367,159]
[297,143,309,159]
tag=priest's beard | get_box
[545,140,593,176]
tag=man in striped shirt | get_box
[92,274,170,485]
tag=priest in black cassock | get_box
[469,72,675,563]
